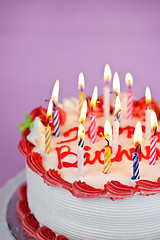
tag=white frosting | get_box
[26,165,160,240]
[27,117,45,148]
[28,110,160,189]
[26,95,160,239]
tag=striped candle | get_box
[132,122,142,180]
[125,73,133,120]
[127,89,133,119]
[79,91,85,114]
[149,135,157,165]
[104,146,112,174]
[78,72,85,114]
[45,124,52,154]
[131,152,140,180]
[112,120,119,156]
[53,108,60,137]
[90,112,97,143]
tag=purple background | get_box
[1,0,160,187]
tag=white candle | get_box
[77,124,85,178]
[103,64,111,117]
[145,108,151,140]
[112,120,119,156]
[112,96,121,156]
[145,87,152,140]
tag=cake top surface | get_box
[19,94,160,200]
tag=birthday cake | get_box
[17,71,160,240]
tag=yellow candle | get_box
[45,124,52,154]
[103,120,112,174]
[78,72,85,113]
[45,99,53,154]
[104,146,112,174]
[79,91,85,113]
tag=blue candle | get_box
[131,145,141,180]
[52,108,60,137]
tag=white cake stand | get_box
[0,170,25,239]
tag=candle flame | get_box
[51,79,59,104]
[145,86,151,105]
[91,86,98,109]
[104,120,112,142]
[115,96,121,115]
[151,110,158,132]
[78,72,85,90]
[78,123,85,139]
[47,99,53,121]
[125,73,133,87]
[104,64,112,83]
[113,72,120,95]
[79,99,87,123]
[134,121,142,147]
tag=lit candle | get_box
[103,120,112,174]
[77,101,87,178]
[78,72,85,114]
[51,80,60,137]
[77,124,85,178]
[112,96,121,156]
[79,99,87,124]
[113,72,120,96]
[145,86,152,140]
[125,73,133,120]
[131,121,142,180]
[103,64,112,118]
[45,100,53,154]
[149,110,158,165]
[90,86,98,143]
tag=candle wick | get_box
[53,101,56,108]
[47,116,52,124]
[45,99,49,102]
[129,85,131,90]
[91,106,93,113]
[115,109,121,121]
[81,87,83,92]
[111,91,118,97]
[135,144,141,154]
[105,138,109,146]
[154,127,157,136]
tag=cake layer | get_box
[26,165,160,240]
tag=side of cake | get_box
[18,94,160,240]
[18,68,160,239]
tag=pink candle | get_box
[125,73,133,120]
[149,110,158,165]
[149,135,157,165]
[90,86,98,143]
[90,112,97,143]
[127,89,133,119]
